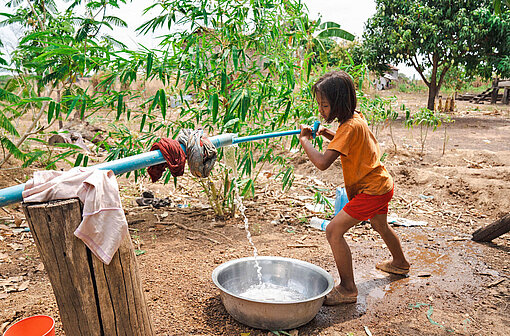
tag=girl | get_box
[299,71,410,305]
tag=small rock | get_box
[17,280,29,291]
[417,272,432,277]
[0,252,11,263]
[7,276,23,283]
[8,243,23,251]
[14,217,23,226]
[36,263,45,272]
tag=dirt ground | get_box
[0,91,509,335]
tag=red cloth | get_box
[147,138,186,182]
[342,187,394,221]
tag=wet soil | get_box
[0,92,509,335]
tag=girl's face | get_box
[316,93,331,121]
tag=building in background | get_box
[374,64,399,90]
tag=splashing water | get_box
[224,146,263,283]
[239,282,306,302]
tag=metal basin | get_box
[212,256,334,330]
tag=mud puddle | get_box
[317,227,486,318]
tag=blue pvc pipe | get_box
[232,121,320,145]
[0,123,318,207]
[0,134,235,207]
[232,129,300,144]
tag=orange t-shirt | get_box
[327,112,393,200]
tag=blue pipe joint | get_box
[312,121,320,139]
[210,133,236,148]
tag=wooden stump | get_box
[23,199,154,336]
[503,87,509,105]
[490,78,499,104]
[472,213,510,242]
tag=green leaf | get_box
[210,93,219,122]
[222,118,239,131]
[66,96,80,118]
[116,94,123,120]
[0,88,20,104]
[317,27,355,41]
[22,150,44,168]
[146,53,153,78]
[319,21,342,29]
[140,114,147,132]
[221,70,227,94]
[74,153,84,167]
[232,48,239,71]
[241,179,254,197]
[281,166,294,191]
[0,136,24,160]
[0,110,19,136]
[80,98,86,120]
[103,15,128,28]
[47,101,55,124]
[45,150,78,169]
[159,89,167,119]
[149,90,160,115]
[228,90,244,115]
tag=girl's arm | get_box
[299,125,340,171]
[318,126,336,141]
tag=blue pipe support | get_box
[0,123,319,207]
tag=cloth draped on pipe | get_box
[147,138,186,182]
[178,129,217,178]
[22,167,128,265]
[147,129,217,182]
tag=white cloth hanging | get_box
[22,167,128,265]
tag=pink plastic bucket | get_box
[3,315,55,336]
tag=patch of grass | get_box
[0,74,11,87]
[397,81,427,93]
[441,84,492,95]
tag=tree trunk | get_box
[427,83,438,111]
[490,77,499,104]
[472,213,510,242]
[426,54,440,111]
[22,199,154,336]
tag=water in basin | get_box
[239,282,307,302]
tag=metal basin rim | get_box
[211,256,334,304]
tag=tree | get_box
[361,0,510,110]
[494,0,510,14]
[0,0,129,167]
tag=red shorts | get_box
[342,188,394,221]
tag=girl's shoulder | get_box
[340,112,364,128]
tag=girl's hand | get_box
[299,124,313,140]
[317,126,328,137]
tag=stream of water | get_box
[224,146,263,283]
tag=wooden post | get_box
[503,87,509,105]
[490,78,499,104]
[472,213,510,242]
[22,199,154,336]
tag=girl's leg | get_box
[325,210,360,296]
[370,213,410,269]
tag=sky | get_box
[0,0,419,77]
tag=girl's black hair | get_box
[312,71,357,124]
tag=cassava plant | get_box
[0,0,129,167]
[127,0,355,217]
[405,107,445,155]
[358,94,398,151]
